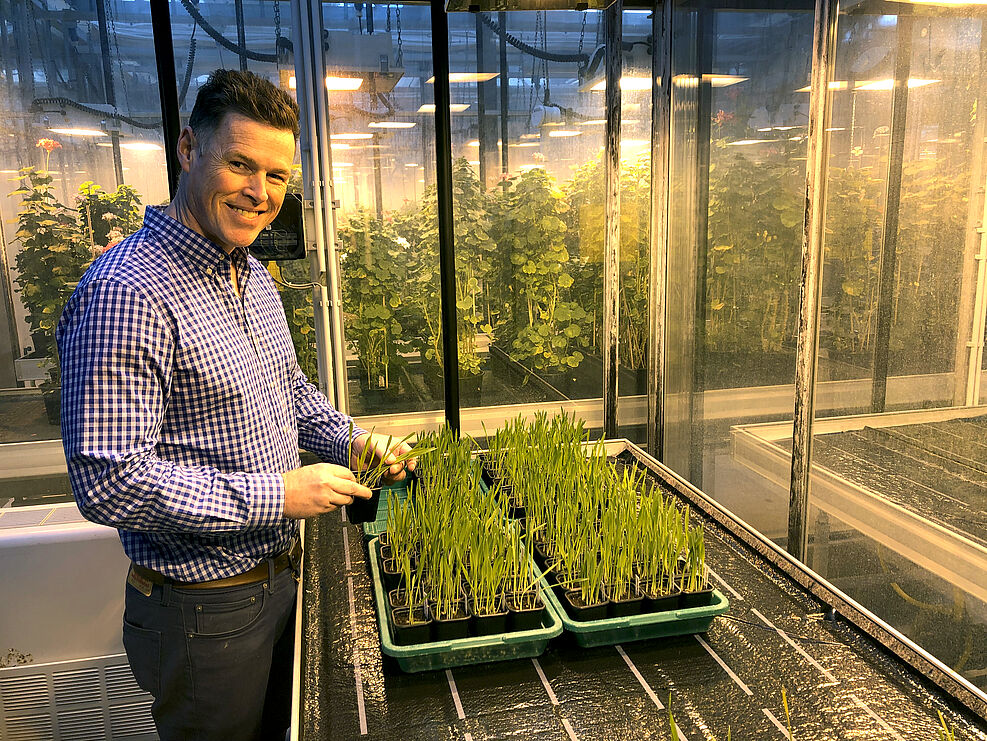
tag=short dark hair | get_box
[188,69,300,144]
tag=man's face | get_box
[179,113,296,252]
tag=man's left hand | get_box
[351,432,416,484]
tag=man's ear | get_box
[176,126,196,173]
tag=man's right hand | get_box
[282,463,372,519]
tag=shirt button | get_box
[283,424,293,435]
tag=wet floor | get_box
[302,463,987,740]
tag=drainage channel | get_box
[304,491,987,740]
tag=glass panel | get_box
[664,6,812,540]
[444,10,606,413]
[615,9,655,443]
[809,8,987,694]
[325,4,441,416]
[0,1,169,446]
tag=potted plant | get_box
[564,152,652,392]
[10,162,83,424]
[491,168,591,394]
[405,159,498,405]
[337,210,414,403]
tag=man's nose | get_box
[244,172,269,203]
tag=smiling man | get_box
[56,69,411,741]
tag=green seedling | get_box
[347,421,422,489]
[937,710,956,741]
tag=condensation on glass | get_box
[663,5,813,540]
[804,4,987,696]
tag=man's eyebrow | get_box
[228,151,291,178]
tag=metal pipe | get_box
[149,0,182,199]
[499,11,509,177]
[603,0,622,440]
[234,0,248,72]
[476,13,489,188]
[871,13,913,414]
[789,0,840,562]
[95,0,124,187]
[689,7,713,488]
[372,132,384,219]
[430,0,461,433]
[647,0,672,459]
[292,0,344,411]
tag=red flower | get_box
[36,138,62,153]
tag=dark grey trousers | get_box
[122,562,297,741]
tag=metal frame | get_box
[293,0,345,409]
[603,0,622,439]
[870,13,913,413]
[431,0,462,434]
[646,0,672,459]
[149,0,182,198]
[789,0,839,562]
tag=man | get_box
[57,69,409,740]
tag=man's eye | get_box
[231,161,248,170]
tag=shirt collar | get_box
[143,205,246,278]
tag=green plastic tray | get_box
[540,581,730,648]
[367,537,563,673]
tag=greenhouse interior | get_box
[1,0,987,738]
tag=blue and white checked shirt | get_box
[57,206,362,582]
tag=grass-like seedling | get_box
[937,710,957,741]
[347,420,422,489]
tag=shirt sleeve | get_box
[58,279,285,534]
[291,361,366,466]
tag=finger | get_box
[330,492,354,508]
[350,482,374,499]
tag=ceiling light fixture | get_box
[417,103,471,113]
[368,121,417,129]
[119,141,163,151]
[48,128,106,137]
[426,73,498,84]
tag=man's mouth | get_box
[227,204,265,220]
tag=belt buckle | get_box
[127,566,154,597]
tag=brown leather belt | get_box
[130,539,302,591]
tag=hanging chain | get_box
[107,0,127,113]
[273,0,282,71]
[577,10,587,57]
[395,4,403,67]
[386,4,391,33]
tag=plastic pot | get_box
[431,599,471,641]
[679,588,716,610]
[507,591,544,632]
[347,487,382,525]
[391,605,432,646]
[470,596,510,636]
[563,590,608,622]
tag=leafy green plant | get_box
[10,167,88,381]
[406,159,498,379]
[564,152,652,369]
[338,210,414,391]
[491,168,591,375]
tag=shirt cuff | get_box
[241,472,286,528]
